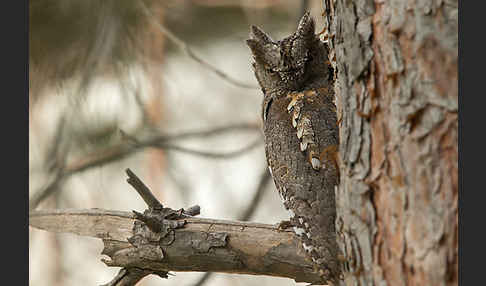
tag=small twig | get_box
[100,267,170,286]
[30,116,71,209]
[119,130,140,145]
[165,153,192,202]
[138,1,259,90]
[157,139,262,159]
[192,272,213,286]
[192,166,272,286]
[100,268,152,286]
[126,168,163,209]
[29,168,65,211]
[184,205,201,216]
[157,123,259,141]
[115,69,152,128]
[125,168,201,217]
[45,116,68,173]
[240,167,272,221]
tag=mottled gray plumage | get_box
[247,13,340,282]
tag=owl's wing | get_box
[264,88,340,280]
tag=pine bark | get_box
[324,0,458,285]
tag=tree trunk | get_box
[324,0,458,285]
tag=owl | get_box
[247,12,340,283]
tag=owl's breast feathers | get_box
[263,86,340,280]
[264,87,338,175]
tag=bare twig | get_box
[125,168,201,216]
[100,268,159,286]
[165,153,193,202]
[241,167,272,220]
[157,139,261,159]
[126,168,163,209]
[184,205,201,216]
[193,166,272,286]
[30,169,66,212]
[157,122,259,140]
[138,1,259,90]
[45,116,68,173]
[31,116,70,210]
[192,272,212,286]
[115,69,152,128]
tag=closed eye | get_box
[263,97,273,121]
[267,68,277,75]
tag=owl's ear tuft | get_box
[247,38,280,68]
[246,39,265,59]
[295,11,315,39]
[291,12,315,66]
[250,25,273,44]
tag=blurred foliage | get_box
[29,0,156,99]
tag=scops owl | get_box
[247,12,340,283]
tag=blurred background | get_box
[29,0,326,285]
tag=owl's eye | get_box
[263,65,277,75]
[266,68,278,75]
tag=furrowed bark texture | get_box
[29,209,323,283]
[323,0,458,285]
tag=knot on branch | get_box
[102,168,203,285]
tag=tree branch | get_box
[29,168,321,285]
[138,1,259,90]
[240,167,272,221]
[29,209,322,284]
[126,168,164,209]
[100,268,163,286]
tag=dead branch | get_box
[29,168,323,285]
[138,1,258,90]
[100,268,163,286]
[29,209,321,284]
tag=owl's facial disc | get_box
[247,12,317,92]
[247,11,315,71]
